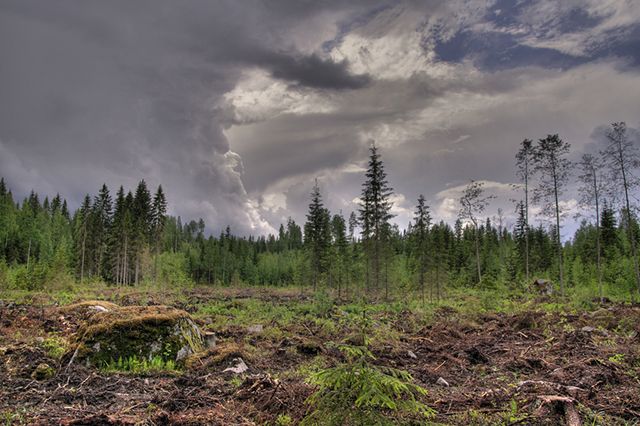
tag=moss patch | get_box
[68,305,205,367]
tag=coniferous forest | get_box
[2,122,639,304]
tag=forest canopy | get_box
[1,123,639,302]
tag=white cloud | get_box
[224,69,336,124]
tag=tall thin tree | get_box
[359,143,394,297]
[577,154,606,302]
[601,122,640,296]
[515,139,534,282]
[151,185,167,284]
[304,180,330,292]
[533,134,572,296]
[412,194,431,305]
[458,180,494,285]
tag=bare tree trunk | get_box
[474,222,482,284]
[80,231,86,283]
[553,172,564,297]
[26,238,31,270]
[135,257,139,286]
[436,263,441,302]
[592,171,603,303]
[524,167,530,282]
[122,236,128,286]
[618,147,640,297]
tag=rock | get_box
[407,350,417,359]
[436,377,450,387]
[204,331,217,349]
[532,279,554,296]
[223,357,248,374]
[31,363,55,380]
[60,300,119,316]
[247,324,263,334]
[67,305,205,367]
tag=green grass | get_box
[100,355,179,375]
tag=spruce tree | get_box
[331,212,348,298]
[92,184,112,279]
[151,185,167,283]
[75,195,92,283]
[132,180,152,284]
[304,180,331,292]
[412,194,431,304]
[359,144,394,297]
[600,201,619,259]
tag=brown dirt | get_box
[0,290,639,425]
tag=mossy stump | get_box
[68,305,205,367]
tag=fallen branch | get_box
[536,395,581,426]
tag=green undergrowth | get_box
[301,310,435,425]
[40,336,67,359]
[100,355,180,375]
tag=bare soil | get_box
[1,288,639,425]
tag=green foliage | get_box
[302,311,434,425]
[41,336,66,359]
[608,353,625,364]
[156,251,192,287]
[101,355,178,375]
[275,414,293,426]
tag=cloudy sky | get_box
[2,0,640,238]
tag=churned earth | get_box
[0,286,639,425]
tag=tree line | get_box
[1,122,639,301]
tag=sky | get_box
[1,0,640,239]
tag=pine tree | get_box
[533,134,572,296]
[602,122,640,297]
[577,154,606,301]
[359,143,394,297]
[458,180,494,285]
[515,139,534,282]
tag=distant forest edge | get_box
[1,121,640,302]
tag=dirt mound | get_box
[67,305,205,367]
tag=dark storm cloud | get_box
[0,0,377,234]
[2,0,640,237]
[264,53,370,90]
